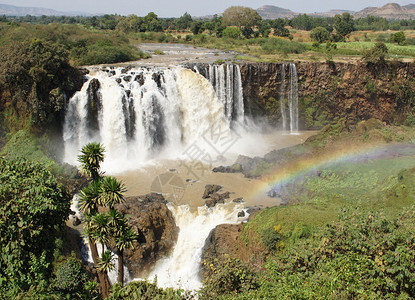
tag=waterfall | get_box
[288,63,299,133]
[63,66,231,172]
[202,64,245,126]
[279,63,299,134]
[143,203,247,291]
[279,63,287,131]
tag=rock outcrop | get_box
[202,222,267,273]
[116,193,178,278]
[239,61,415,129]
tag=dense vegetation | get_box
[0,157,71,297]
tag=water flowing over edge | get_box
[63,63,300,173]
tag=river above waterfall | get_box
[115,43,241,67]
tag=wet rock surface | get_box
[116,193,178,278]
[202,185,233,208]
[202,184,222,199]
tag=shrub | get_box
[310,26,330,44]
[391,31,406,45]
[261,38,306,54]
[222,27,242,39]
[362,42,388,65]
[109,280,187,299]
[54,256,87,296]
[200,255,259,298]
[0,157,71,291]
[264,208,415,298]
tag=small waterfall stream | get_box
[279,63,299,134]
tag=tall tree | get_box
[310,26,330,43]
[222,6,262,28]
[334,12,355,41]
[78,142,137,292]
[78,143,111,298]
[176,12,192,30]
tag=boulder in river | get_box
[202,184,222,199]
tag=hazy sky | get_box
[2,1,415,17]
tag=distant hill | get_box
[256,5,298,19]
[257,3,415,20]
[0,3,91,16]
[354,3,414,20]
[310,9,355,18]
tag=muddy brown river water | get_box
[115,130,316,209]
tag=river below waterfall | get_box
[115,130,316,209]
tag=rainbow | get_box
[249,142,413,199]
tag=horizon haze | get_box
[1,1,415,17]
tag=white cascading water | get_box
[63,66,236,172]
[279,63,299,134]
[204,64,245,125]
[144,203,247,291]
[288,63,299,133]
[280,63,287,131]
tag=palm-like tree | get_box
[77,142,109,297]
[91,213,110,254]
[79,180,101,214]
[78,142,105,181]
[107,209,124,228]
[99,176,126,209]
[97,250,115,273]
[107,209,138,285]
[114,225,138,285]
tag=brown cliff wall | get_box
[239,61,415,129]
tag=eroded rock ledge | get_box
[116,193,178,278]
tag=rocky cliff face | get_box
[116,193,178,278]
[239,61,415,129]
[202,221,267,275]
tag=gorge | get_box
[61,52,415,292]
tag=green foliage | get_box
[310,26,330,43]
[0,157,71,291]
[363,42,388,65]
[261,38,306,55]
[222,27,241,39]
[77,44,143,65]
[260,225,282,251]
[269,19,289,37]
[97,250,115,273]
[392,31,407,46]
[54,256,87,297]
[175,12,192,31]
[222,6,262,28]
[109,280,187,299]
[0,38,82,130]
[262,208,415,298]
[289,14,315,31]
[190,21,204,35]
[241,26,254,39]
[200,255,259,298]
[1,130,52,163]
[334,12,355,39]
[78,142,105,180]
